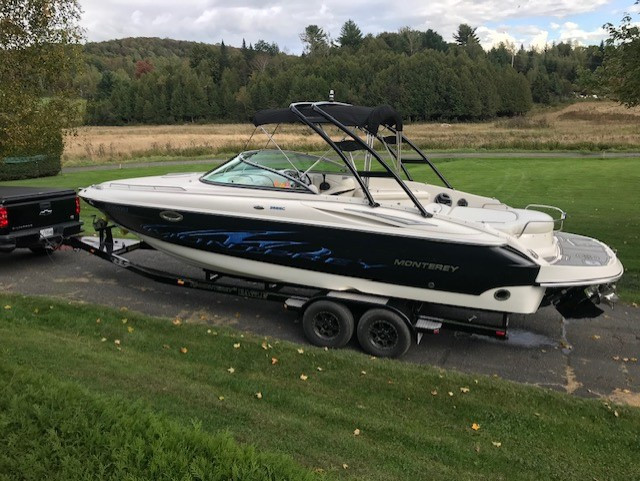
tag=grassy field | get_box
[0,364,316,481]
[5,155,639,300]
[1,293,639,480]
[63,101,640,166]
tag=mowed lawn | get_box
[5,155,639,299]
[1,294,639,480]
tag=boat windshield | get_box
[201,150,349,192]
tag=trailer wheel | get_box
[357,309,411,358]
[302,301,354,348]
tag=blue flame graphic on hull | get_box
[142,225,384,270]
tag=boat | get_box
[80,101,623,320]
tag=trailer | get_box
[64,222,511,358]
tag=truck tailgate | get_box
[1,187,78,234]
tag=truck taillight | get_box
[0,207,8,229]
[75,197,81,216]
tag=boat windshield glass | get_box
[200,150,349,191]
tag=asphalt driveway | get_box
[1,245,638,405]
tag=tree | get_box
[0,0,83,180]
[134,59,154,78]
[300,25,329,56]
[602,2,640,106]
[254,39,279,55]
[399,27,421,56]
[422,29,448,52]
[338,20,363,50]
[454,24,480,46]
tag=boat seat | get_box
[428,204,554,235]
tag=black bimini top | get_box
[253,103,402,135]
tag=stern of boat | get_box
[536,232,623,318]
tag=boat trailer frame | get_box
[63,224,511,357]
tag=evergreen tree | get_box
[300,25,330,56]
[338,20,363,50]
[454,24,480,46]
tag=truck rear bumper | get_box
[0,221,83,253]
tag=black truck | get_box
[0,186,82,254]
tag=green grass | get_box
[4,155,638,300]
[1,294,639,480]
[0,364,317,481]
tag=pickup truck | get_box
[0,186,82,254]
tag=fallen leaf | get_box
[323,346,328,351]
[369,356,376,360]
[271,357,278,365]
[206,329,212,334]
[100,337,107,342]
[431,390,438,396]
[316,366,323,372]
[218,396,224,401]
[613,356,620,361]
[121,318,128,324]
[631,358,638,363]
[172,318,182,326]
[34,308,39,314]
[471,423,480,431]
[261,341,268,350]
[300,374,308,381]
[95,317,100,323]
[114,339,121,346]
[3,305,10,310]
[342,464,349,470]
[353,428,361,436]
[162,344,170,349]
[180,347,188,354]
[255,392,263,399]
[361,370,367,375]
[297,348,304,354]
[623,357,629,362]
[233,343,241,349]
[460,387,470,393]
[127,326,134,333]
[492,441,502,448]
[120,307,128,312]
[227,367,235,374]
[614,410,619,418]
[591,335,601,340]
[448,391,454,397]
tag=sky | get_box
[79,0,640,52]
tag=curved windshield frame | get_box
[200,150,351,193]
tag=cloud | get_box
[557,21,608,45]
[78,0,614,51]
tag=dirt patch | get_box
[565,365,582,394]
[609,388,640,407]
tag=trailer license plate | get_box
[40,227,54,238]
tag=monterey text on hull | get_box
[80,101,623,320]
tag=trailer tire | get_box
[303,301,354,348]
[357,309,411,358]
